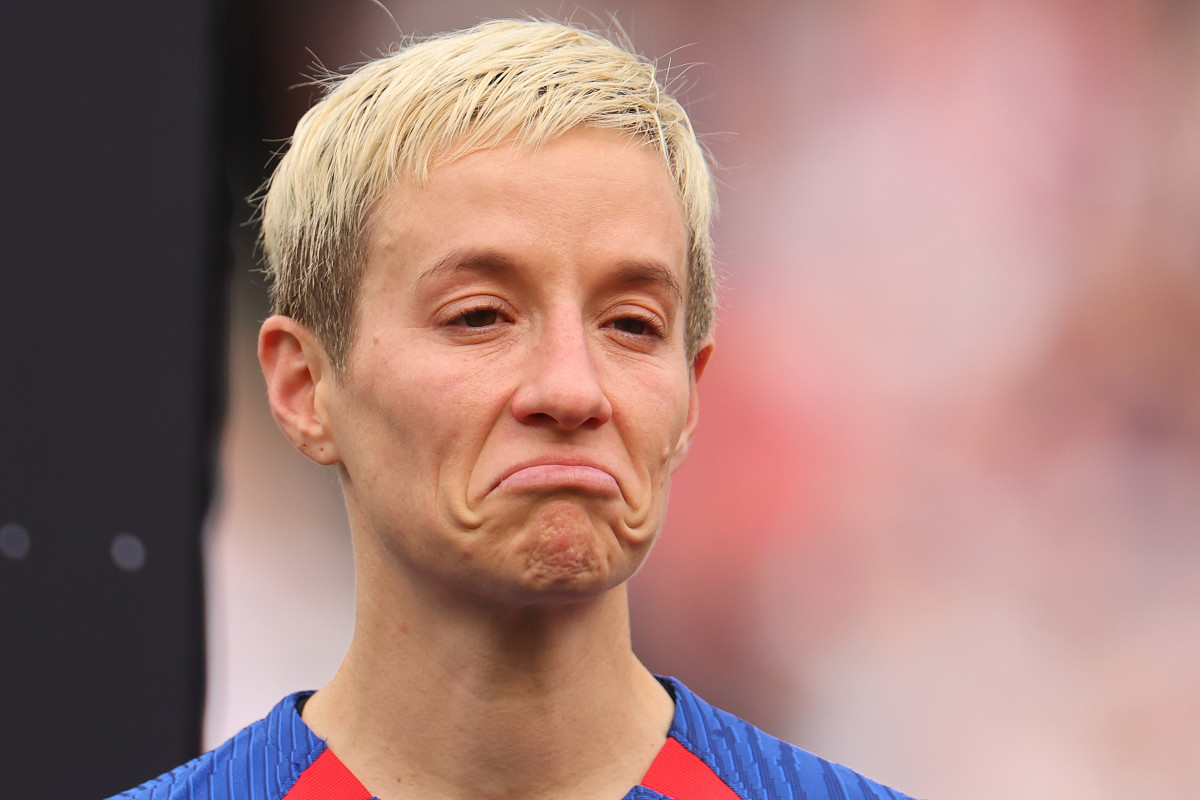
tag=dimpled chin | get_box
[519,502,625,591]
[441,480,663,595]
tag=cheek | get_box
[352,349,512,469]
[618,373,693,471]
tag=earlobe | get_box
[670,338,715,472]
[258,315,341,466]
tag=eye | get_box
[607,309,664,339]
[444,301,510,330]
[613,317,649,335]
[459,307,499,327]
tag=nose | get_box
[510,315,613,430]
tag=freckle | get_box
[373,335,381,344]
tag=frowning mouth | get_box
[493,462,620,496]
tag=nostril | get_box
[511,380,613,430]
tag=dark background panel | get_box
[0,0,226,796]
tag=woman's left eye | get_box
[613,317,649,335]
[609,311,664,339]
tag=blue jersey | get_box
[108,677,916,800]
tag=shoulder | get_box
[105,693,325,800]
[659,677,919,800]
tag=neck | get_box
[301,551,674,800]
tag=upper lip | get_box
[491,456,617,492]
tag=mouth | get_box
[493,461,621,497]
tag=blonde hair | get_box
[260,18,717,370]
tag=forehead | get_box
[362,127,689,293]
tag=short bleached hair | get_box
[260,18,717,371]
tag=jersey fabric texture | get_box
[108,676,916,800]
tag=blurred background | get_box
[4,1,1198,799]
[210,3,1200,799]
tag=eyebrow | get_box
[412,248,515,290]
[609,260,684,303]
[412,248,684,302]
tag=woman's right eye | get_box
[458,308,499,327]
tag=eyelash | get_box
[445,301,510,329]
[608,308,665,339]
[442,302,666,340]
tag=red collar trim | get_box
[640,736,743,800]
[282,736,741,800]
[282,748,371,800]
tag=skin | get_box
[259,127,713,800]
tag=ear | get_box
[670,337,715,473]
[258,315,341,466]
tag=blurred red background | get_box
[205,3,1200,799]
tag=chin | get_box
[511,500,645,601]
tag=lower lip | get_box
[496,465,620,496]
